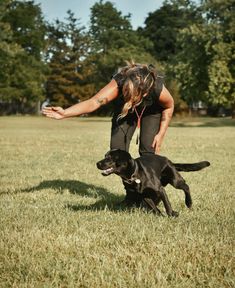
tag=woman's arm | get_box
[152,85,174,154]
[42,79,119,119]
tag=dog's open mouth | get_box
[101,167,114,176]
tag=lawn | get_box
[0,116,234,287]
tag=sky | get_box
[33,0,165,29]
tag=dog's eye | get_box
[105,154,111,160]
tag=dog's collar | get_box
[123,177,141,184]
[122,160,141,184]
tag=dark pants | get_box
[110,111,161,155]
[110,110,162,204]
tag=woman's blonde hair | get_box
[118,61,156,119]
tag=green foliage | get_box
[207,39,234,106]
[166,79,189,114]
[0,0,234,116]
[0,0,22,87]
[172,24,210,103]
[172,0,234,110]
[88,1,156,91]
[89,0,132,53]
[0,0,47,113]
[1,52,46,103]
[140,0,203,62]
[3,0,46,60]
[45,11,92,106]
[0,0,20,52]
[202,0,235,108]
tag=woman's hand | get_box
[152,133,164,154]
[42,106,65,120]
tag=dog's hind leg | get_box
[171,178,192,208]
[159,187,179,217]
[178,181,192,208]
[163,165,192,208]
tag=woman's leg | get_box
[139,113,161,155]
[110,114,138,205]
[110,114,137,151]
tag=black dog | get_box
[97,149,210,217]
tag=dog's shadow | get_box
[21,179,125,212]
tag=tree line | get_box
[0,0,234,117]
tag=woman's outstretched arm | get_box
[42,79,119,119]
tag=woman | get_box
[43,62,174,155]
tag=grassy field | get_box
[0,116,234,287]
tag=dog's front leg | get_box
[142,198,163,216]
[122,181,142,206]
[159,187,179,217]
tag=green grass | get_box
[0,116,234,288]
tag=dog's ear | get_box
[105,149,121,157]
[129,158,136,167]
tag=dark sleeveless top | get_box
[112,72,164,117]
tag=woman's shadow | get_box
[22,179,125,212]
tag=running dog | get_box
[97,149,210,217]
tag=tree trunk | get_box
[36,101,41,115]
[232,103,235,119]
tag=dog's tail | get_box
[174,161,210,172]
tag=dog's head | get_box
[96,149,133,176]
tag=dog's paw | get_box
[171,210,179,217]
[185,196,192,208]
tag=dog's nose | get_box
[96,161,101,169]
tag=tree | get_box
[138,0,204,114]
[171,24,210,104]
[0,52,46,113]
[203,0,234,116]
[173,0,235,116]
[0,0,46,114]
[89,1,156,84]
[140,0,203,62]
[45,10,92,106]
[89,0,132,53]
[3,0,46,60]
[0,0,21,112]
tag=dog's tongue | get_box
[101,167,114,176]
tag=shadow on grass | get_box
[171,117,235,128]
[21,179,125,212]
[66,199,128,213]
